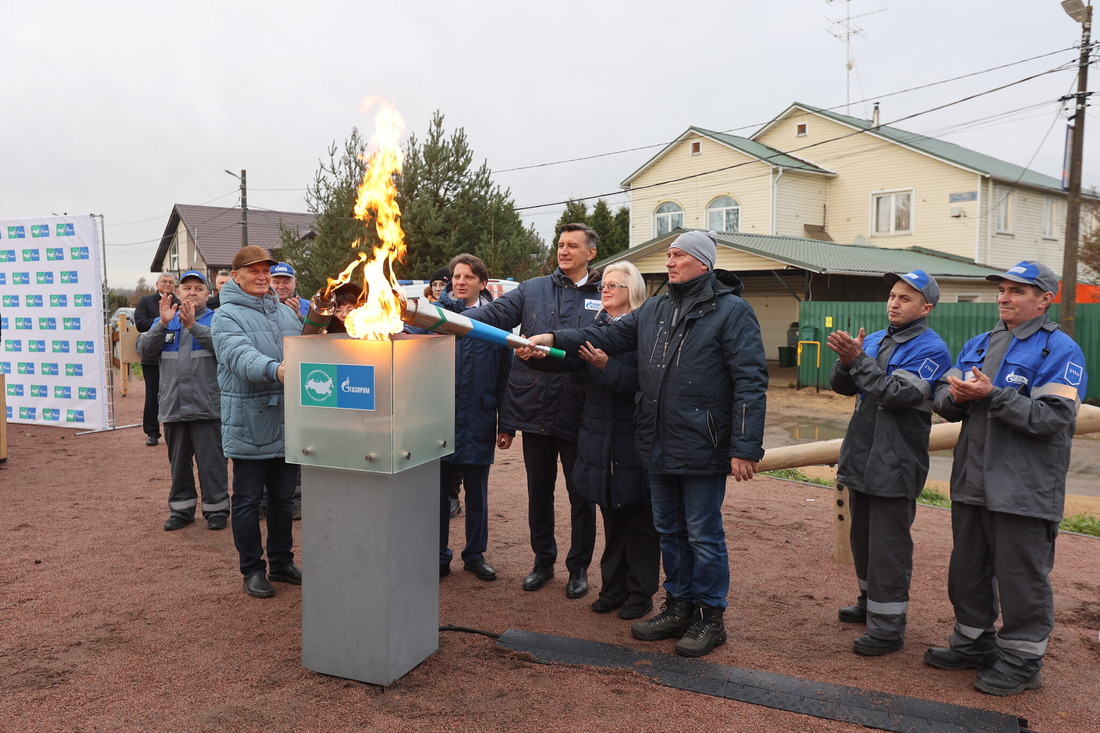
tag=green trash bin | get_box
[777,346,796,367]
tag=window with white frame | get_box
[1042,197,1058,239]
[706,196,740,233]
[872,190,912,235]
[169,236,180,270]
[994,186,1014,233]
[655,202,684,237]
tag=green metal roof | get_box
[620,125,833,186]
[598,229,1004,281]
[689,127,833,175]
[786,103,1064,192]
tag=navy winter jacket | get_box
[464,268,603,440]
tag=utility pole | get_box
[225,169,249,248]
[1060,0,1092,339]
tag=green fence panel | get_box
[797,302,1099,401]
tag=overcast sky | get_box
[2,0,1095,290]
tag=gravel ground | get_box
[2,377,1099,732]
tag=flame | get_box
[332,100,406,340]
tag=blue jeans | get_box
[231,457,297,577]
[649,473,729,608]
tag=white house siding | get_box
[627,135,775,246]
[756,111,992,260]
[775,172,827,237]
[982,178,1066,275]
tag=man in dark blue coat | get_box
[436,254,513,581]
[464,224,603,599]
[527,230,768,657]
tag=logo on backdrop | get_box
[300,363,375,410]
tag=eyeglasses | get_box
[599,283,629,292]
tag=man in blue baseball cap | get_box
[136,269,229,532]
[270,262,309,318]
[926,260,1088,696]
[827,269,951,657]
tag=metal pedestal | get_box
[301,461,439,686]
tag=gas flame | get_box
[329,100,406,340]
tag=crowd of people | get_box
[134,227,1086,696]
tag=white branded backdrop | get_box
[1,214,109,429]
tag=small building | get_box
[149,203,314,280]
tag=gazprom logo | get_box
[46,247,64,261]
[42,362,59,375]
[37,272,55,285]
[76,340,94,354]
[0,249,16,261]
[2,295,17,308]
[8,383,24,396]
[4,339,21,352]
[14,272,31,285]
[15,317,32,330]
[28,339,45,352]
[52,340,69,353]
[70,246,89,259]
[63,317,80,330]
[8,226,26,238]
[300,363,375,411]
[78,387,96,400]
[61,270,78,284]
[22,248,40,261]
[25,293,43,307]
[50,294,68,307]
[57,223,75,237]
[66,363,84,377]
[39,317,58,330]
[75,293,92,307]
[54,386,72,399]
[17,362,34,375]
[1005,373,1029,386]
[31,384,49,398]
[30,225,49,238]
[66,409,85,423]
[44,409,61,421]
[20,407,37,420]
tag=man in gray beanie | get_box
[524,229,768,658]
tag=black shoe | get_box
[163,515,193,531]
[244,572,274,598]
[523,565,554,591]
[838,604,866,623]
[675,604,727,658]
[440,564,451,578]
[146,435,159,447]
[631,596,696,641]
[565,569,589,599]
[206,515,227,531]
[619,599,653,620]
[590,597,624,614]
[269,563,302,585]
[463,558,497,581]
[923,646,997,671]
[853,634,904,656]
[973,669,1042,696]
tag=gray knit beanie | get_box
[669,230,717,270]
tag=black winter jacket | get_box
[571,312,648,509]
[464,268,602,440]
[554,270,767,475]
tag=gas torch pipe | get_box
[301,290,336,336]
[757,403,1100,473]
[400,297,566,359]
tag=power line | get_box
[516,64,1073,212]
[497,46,1077,175]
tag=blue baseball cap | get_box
[884,269,940,306]
[179,269,207,285]
[270,262,296,277]
[986,260,1059,294]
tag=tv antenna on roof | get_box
[826,0,888,115]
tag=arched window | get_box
[707,196,740,233]
[655,202,684,237]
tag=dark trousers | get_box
[947,503,1057,681]
[230,457,296,577]
[522,433,596,572]
[596,501,660,606]
[439,462,489,566]
[142,363,161,438]
[848,490,916,641]
[164,419,229,520]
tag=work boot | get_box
[923,646,997,671]
[631,596,696,641]
[675,603,727,657]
